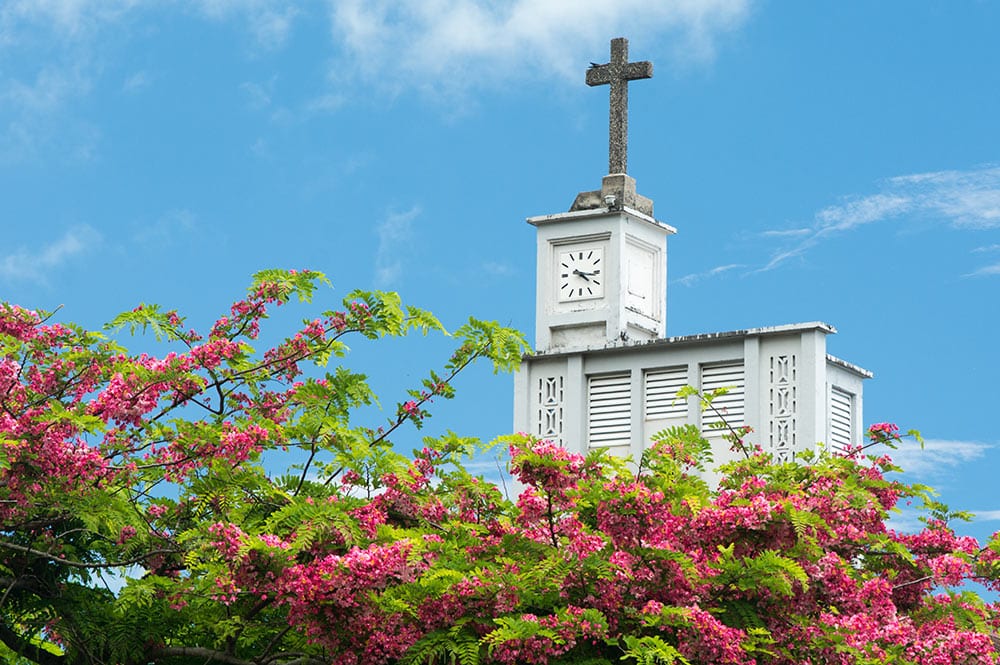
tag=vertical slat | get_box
[829,387,853,452]
[701,361,745,431]
[645,366,688,419]
[588,373,631,447]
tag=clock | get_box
[558,247,605,302]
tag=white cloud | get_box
[305,92,346,114]
[888,438,992,480]
[240,80,273,109]
[374,206,421,287]
[966,243,1000,276]
[760,228,810,238]
[133,209,199,246]
[675,262,744,287]
[249,7,298,50]
[0,62,104,164]
[197,1,300,50]
[482,261,516,276]
[0,0,140,42]
[966,263,1000,277]
[1,65,90,112]
[0,225,101,283]
[889,167,1000,228]
[814,193,912,234]
[882,438,996,533]
[122,70,150,93]
[0,2,108,163]
[325,0,751,99]
[758,165,1000,273]
[0,1,301,162]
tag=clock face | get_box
[558,247,604,302]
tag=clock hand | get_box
[572,269,591,282]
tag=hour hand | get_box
[572,269,591,281]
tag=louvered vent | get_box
[829,387,853,452]
[701,361,745,432]
[588,373,631,447]
[645,367,688,420]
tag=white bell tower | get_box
[514,37,871,471]
[530,174,674,351]
[530,39,674,352]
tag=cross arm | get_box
[624,61,653,80]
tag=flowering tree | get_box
[2,270,999,664]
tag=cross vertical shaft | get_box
[586,37,653,175]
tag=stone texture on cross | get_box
[569,37,655,216]
[586,37,653,176]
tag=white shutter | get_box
[645,367,688,420]
[829,387,853,452]
[701,361,745,432]
[588,373,631,447]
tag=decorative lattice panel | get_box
[536,376,564,444]
[768,354,797,462]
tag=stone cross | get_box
[586,37,653,176]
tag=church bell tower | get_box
[514,37,871,471]
[531,38,675,352]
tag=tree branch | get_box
[147,645,327,665]
[0,540,179,570]
[264,655,328,665]
[0,623,64,665]
[150,646,253,665]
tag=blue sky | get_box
[2,2,999,540]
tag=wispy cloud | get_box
[760,228,811,238]
[759,165,1000,273]
[966,242,1000,277]
[884,437,995,533]
[122,70,151,93]
[0,66,91,163]
[967,264,1000,277]
[2,1,752,154]
[0,1,139,42]
[888,438,992,480]
[326,0,751,100]
[0,225,101,283]
[0,0,113,163]
[1,65,90,112]
[133,209,199,246]
[482,261,516,277]
[374,206,421,287]
[0,1,301,162]
[675,263,744,287]
[240,80,274,110]
[198,1,300,50]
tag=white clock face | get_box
[558,247,604,302]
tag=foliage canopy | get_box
[0,271,997,665]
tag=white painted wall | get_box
[513,323,872,478]
[529,207,675,352]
